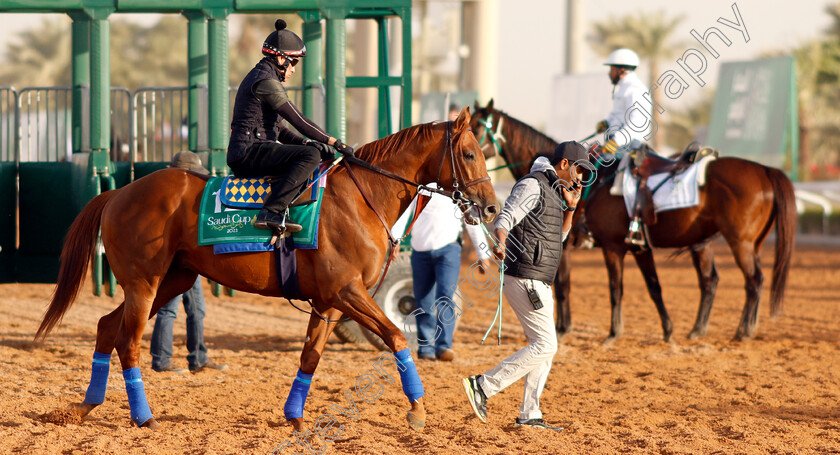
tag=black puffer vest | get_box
[228,58,286,163]
[503,171,566,284]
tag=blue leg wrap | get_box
[283,369,313,420]
[83,351,111,405]
[123,367,154,427]
[394,349,425,402]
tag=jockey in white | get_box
[596,48,654,246]
[596,48,651,153]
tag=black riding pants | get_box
[228,142,321,214]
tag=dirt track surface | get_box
[1,242,839,454]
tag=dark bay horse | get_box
[35,107,498,431]
[471,100,796,342]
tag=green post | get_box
[207,13,229,174]
[89,17,110,152]
[376,17,392,137]
[184,11,208,152]
[300,12,323,119]
[399,7,412,128]
[70,13,90,154]
[325,10,347,141]
[789,63,800,181]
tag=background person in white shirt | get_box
[409,183,492,361]
[595,48,652,153]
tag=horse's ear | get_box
[486,98,494,111]
[474,100,481,112]
[454,106,471,132]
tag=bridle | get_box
[343,120,490,221]
[342,120,490,296]
[475,112,507,158]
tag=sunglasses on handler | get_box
[286,57,299,67]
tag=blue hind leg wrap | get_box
[394,349,425,402]
[284,369,313,420]
[123,367,154,427]
[83,351,111,405]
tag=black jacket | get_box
[503,171,566,284]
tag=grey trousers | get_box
[479,275,558,420]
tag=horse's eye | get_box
[464,152,475,161]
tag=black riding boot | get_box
[254,208,303,233]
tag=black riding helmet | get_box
[262,19,306,80]
[262,19,306,59]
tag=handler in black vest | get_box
[227,19,354,234]
[463,141,587,431]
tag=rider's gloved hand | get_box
[305,140,336,161]
[603,138,619,154]
[596,120,609,134]
[333,139,355,158]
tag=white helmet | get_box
[604,48,640,68]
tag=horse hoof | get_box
[289,418,304,432]
[406,410,425,431]
[141,418,160,430]
[68,402,96,419]
[687,329,705,340]
[602,335,618,345]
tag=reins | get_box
[342,120,488,297]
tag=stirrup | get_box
[624,218,647,247]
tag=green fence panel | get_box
[133,162,169,180]
[0,162,15,282]
[16,162,77,282]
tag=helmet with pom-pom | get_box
[262,19,306,58]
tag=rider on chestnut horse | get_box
[227,19,355,235]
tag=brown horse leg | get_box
[631,249,673,342]
[331,278,425,431]
[553,253,572,338]
[688,244,719,339]
[285,306,343,432]
[730,241,764,341]
[602,246,627,343]
[113,286,160,429]
[69,268,197,421]
[67,303,126,420]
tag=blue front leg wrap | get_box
[83,351,111,405]
[394,349,425,402]
[283,369,313,420]
[122,367,154,427]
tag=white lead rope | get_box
[479,223,503,345]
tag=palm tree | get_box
[590,11,685,149]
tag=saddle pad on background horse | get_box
[620,157,715,216]
[197,170,327,250]
[611,154,717,197]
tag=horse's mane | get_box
[353,122,437,166]
[493,109,558,153]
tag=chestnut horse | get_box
[471,100,796,342]
[35,108,498,431]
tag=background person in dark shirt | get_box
[227,19,354,234]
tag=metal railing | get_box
[0,86,16,162]
[17,87,73,163]
[111,87,132,163]
[132,86,192,164]
[6,83,327,165]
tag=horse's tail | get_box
[764,167,796,317]
[35,190,115,341]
